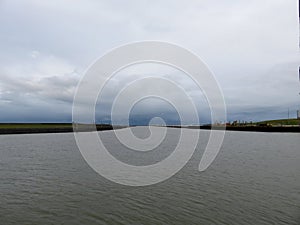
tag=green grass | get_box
[0,123,72,129]
[257,118,299,126]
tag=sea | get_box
[0,127,299,225]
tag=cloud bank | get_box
[0,0,299,123]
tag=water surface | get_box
[0,128,299,224]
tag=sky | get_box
[0,0,299,124]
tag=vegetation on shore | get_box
[0,118,299,130]
[256,118,299,126]
[0,123,72,129]
[0,119,299,134]
[0,123,114,135]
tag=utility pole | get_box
[287,108,290,126]
[298,92,300,127]
[297,2,300,127]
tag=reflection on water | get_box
[0,128,299,224]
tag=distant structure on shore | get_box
[298,2,300,126]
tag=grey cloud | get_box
[0,0,299,123]
[0,73,78,104]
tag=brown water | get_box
[0,128,299,224]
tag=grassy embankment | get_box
[0,119,299,134]
[256,118,299,126]
[0,123,72,129]
[0,123,114,135]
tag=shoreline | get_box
[0,123,300,135]
[0,124,116,135]
[169,125,300,133]
[198,125,300,133]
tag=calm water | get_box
[0,128,299,224]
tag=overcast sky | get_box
[0,0,299,124]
